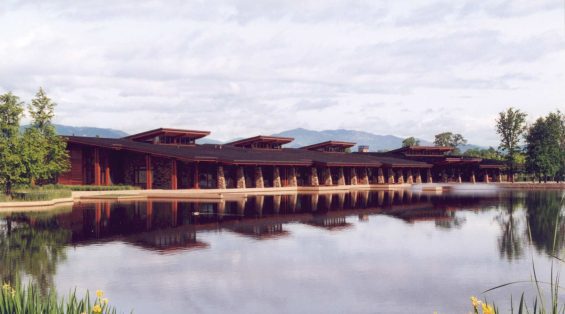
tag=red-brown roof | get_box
[301,141,356,151]
[226,135,294,147]
[124,128,211,141]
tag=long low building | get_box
[57,128,505,189]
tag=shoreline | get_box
[0,182,563,212]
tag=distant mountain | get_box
[21,124,128,138]
[270,128,431,151]
[271,128,483,152]
[28,124,482,152]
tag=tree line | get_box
[0,89,69,194]
[402,108,564,182]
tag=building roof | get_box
[124,128,211,141]
[225,135,294,147]
[357,154,433,168]
[301,140,356,151]
[67,135,438,168]
[387,146,454,156]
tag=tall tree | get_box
[525,111,564,182]
[433,132,467,154]
[0,92,25,194]
[402,137,420,147]
[495,108,527,182]
[25,88,69,184]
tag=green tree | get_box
[495,107,527,182]
[433,132,467,154]
[25,88,69,185]
[525,111,564,182]
[0,92,25,194]
[464,147,502,160]
[402,137,420,147]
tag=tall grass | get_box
[0,282,121,314]
[0,184,140,202]
[55,184,140,191]
[1,187,72,202]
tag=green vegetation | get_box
[463,147,503,160]
[61,184,140,191]
[0,186,71,202]
[402,136,420,147]
[0,89,69,195]
[525,111,565,183]
[433,132,467,154]
[495,107,528,182]
[1,283,119,314]
[0,184,139,202]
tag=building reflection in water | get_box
[38,190,505,249]
[1,189,562,297]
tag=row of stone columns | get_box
[213,165,432,189]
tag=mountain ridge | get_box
[40,124,482,152]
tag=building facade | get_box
[58,128,504,189]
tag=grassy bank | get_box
[0,184,139,202]
[1,283,122,314]
[0,187,72,202]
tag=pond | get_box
[1,189,563,313]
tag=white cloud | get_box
[0,0,563,145]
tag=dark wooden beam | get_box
[171,159,178,190]
[94,148,101,186]
[145,155,152,189]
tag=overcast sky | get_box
[1,0,564,145]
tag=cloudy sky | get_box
[1,0,564,145]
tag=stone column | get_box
[337,167,345,186]
[310,167,319,186]
[273,167,282,188]
[397,169,405,184]
[289,167,297,187]
[484,170,490,183]
[427,169,433,183]
[470,171,476,184]
[236,166,246,189]
[496,170,502,182]
[457,171,462,183]
[387,168,395,184]
[377,168,385,184]
[255,166,264,188]
[406,169,414,184]
[415,169,422,183]
[323,168,333,186]
[217,165,226,189]
[350,168,358,185]
[360,168,369,184]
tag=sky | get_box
[0,0,564,145]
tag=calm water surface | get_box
[1,189,563,313]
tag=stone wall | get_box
[152,157,172,189]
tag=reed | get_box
[0,282,121,314]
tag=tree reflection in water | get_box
[496,191,526,261]
[525,190,564,257]
[0,211,71,295]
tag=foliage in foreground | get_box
[0,89,69,195]
[1,283,120,314]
